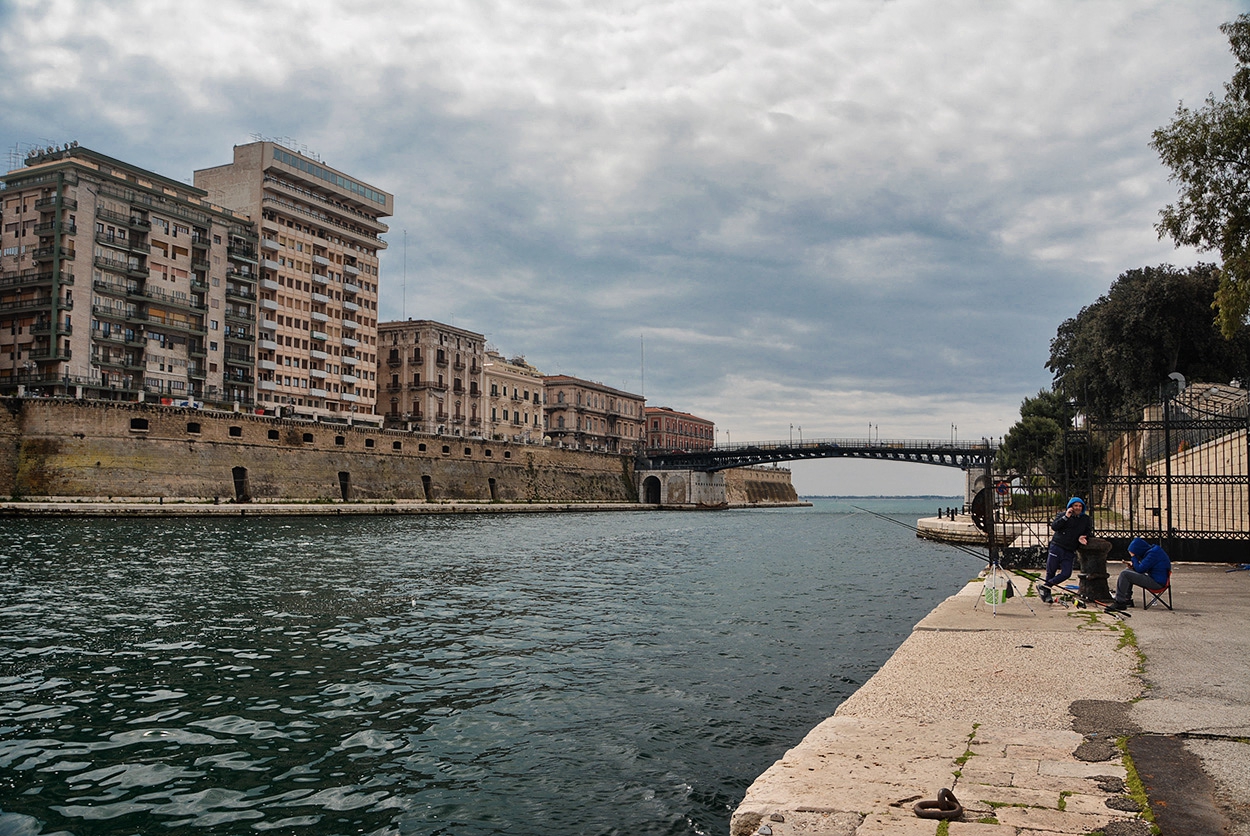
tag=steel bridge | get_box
[638,437,998,472]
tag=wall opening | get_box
[232,466,250,502]
[267,429,280,440]
[488,477,498,500]
[338,471,350,501]
[229,425,242,437]
[421,475,432,501]
[186,422,201,434]
[643,475,661,504]
[130,418,149,432]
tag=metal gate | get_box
[1064,385,1249,562]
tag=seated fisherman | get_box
[1105,537,1171,612]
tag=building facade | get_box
[542,374,645,454]
[1,145,258,407]
[483,351,545,442]
[644,406,715,451]
[194,142,391,423]
[378,319,486,436]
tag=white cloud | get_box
[1,0,1243,492]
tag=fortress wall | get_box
[725,466,799,505]
[0,399,635,503]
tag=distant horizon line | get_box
[800,494,962,499]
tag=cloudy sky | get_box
[2,0,1243,494]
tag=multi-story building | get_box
[0,144,258,406]
[542,374,645,454]
[194,141,391,422]
[483,350,545,442]
[644,406,715,451]
[378,319,486,435]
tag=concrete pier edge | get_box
[731,562,1250,836]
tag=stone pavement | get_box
[731,562,1250,836]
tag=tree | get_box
[1046,264,1250,420]
[996,390,1076,480]
[1152,14,1250,338]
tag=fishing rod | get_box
[849,504,1045,585]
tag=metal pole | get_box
[1163,391,1174,555]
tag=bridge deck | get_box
[641,437,997,471]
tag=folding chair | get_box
[1142,571,1173,611]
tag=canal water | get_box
[0,498,975,836]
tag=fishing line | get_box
[849,505,1045,585]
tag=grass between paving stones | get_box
[1057,790,1073,810]
[1117,736,1161,835]
[951,723,980,779]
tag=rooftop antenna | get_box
[402,229,407,320]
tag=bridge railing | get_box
[708,437,997,452]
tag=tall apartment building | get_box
[543,374,645,454]
[378,319,486,435]
[194,142,391,422]
[483,350,545,442]
[0,145,258,406]
[644,406,715,451]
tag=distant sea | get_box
[0,497,972,835]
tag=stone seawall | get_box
[725,466,799,505]
[0,399,636,503]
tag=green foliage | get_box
[996,389,1075,479]
[1046,264,1250,420]
[1152,15,1250,337]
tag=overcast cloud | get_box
[2,0,1242,493]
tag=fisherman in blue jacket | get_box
[1105,537,1171,612]
[1038,497,1093,603]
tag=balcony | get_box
[95,232,150,254]
[311,349,329,360]
[342,318,358,330]
[311,311,329,323]
[343,262,360,276]
[453,359,465,371]
[228,244,258,263]
[260,278,280,292]
[342,374,358,385]
[311,291,330,304]
[342,281,361,295]
[0,297,56,313]
[435,355,448,367]
[225,329,255,343]
[33,221,76,236]
[190,277,210,293]
[312,273,328,285]
[262,258,280,271]
[387,383,403,393]
[312,254,330,267]
[228,268,257,283]
[227,286,258,301]
[0,269,62,290]
[191,258,210,272]
[260,299,279,311]
[34,195,77,211]
[188,365,207,380]
[387,355,402,367]
[310,368,328,379]
[31,321,71,335]
[95,207,149,229]
[341,392,359,403]
[224,352,254,365]
[33,246,74,263]
[341,354,357,366]
[310,387,328,397]
[259,339,279,351]
[261,237,279,251]
[413,381,447,392]
[342,300,359,313]
[311,330,328,341]
[93,255,147,279]
[341,336,358,348]
[28,346,72,361]
[257,380,277,391]
[259,360,277,371]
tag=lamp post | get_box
[789,423,793,445]
[798,425,802,444]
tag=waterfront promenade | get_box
[732,563,1250,836]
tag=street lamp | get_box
[798,425,802,444]
[789,423,793,445]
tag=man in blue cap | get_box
[1038,497,1093,604]
[1105,538,1171,612]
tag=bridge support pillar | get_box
[637,470,726,507]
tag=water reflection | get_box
[0,501,971,835]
